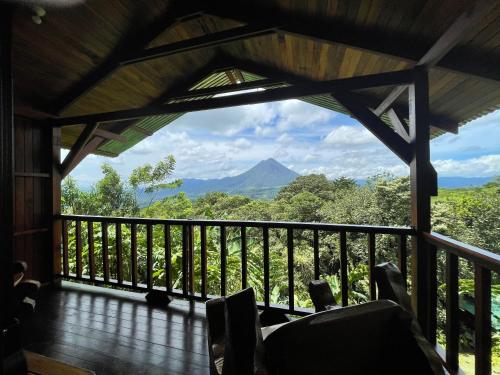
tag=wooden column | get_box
[409,67,437,343]
[51,127,62,284]
[0,4,14,330]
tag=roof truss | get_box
[51,1,206,116]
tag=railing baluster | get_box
[241,226,247,289]
[220,225,227,296]
[75,220,82,278]
[102,221,109,282]
[131,223,137,287]
[181,225,188,296]
[62,220,69,276]
[188,225,195,294]
[200,225,207,298]
[263,227,270,308]
[398,234,407,287]
[146,224,153,289]
[88,221,95,281]
[115,223,123,284]
[445,252,459,372]
[164,224,171,293]
[474,265,491,375]
[368,232,376,301]
[313,228,320,280]
[340,231,348,307]
[287,228,294,312]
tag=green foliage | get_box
[63,167,500,366]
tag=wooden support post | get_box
[51,126,62,284]
[0,5,14,332]
[409,67,437,343]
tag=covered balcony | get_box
[1,0,499,374]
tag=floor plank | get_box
[24,281,210,375]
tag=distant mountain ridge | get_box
[138,158,299,204]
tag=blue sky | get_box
[65,100,500,187]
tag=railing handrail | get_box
[424,231,500,273]
[57,214,416,235]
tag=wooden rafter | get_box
[60,122,99,178]
[120,24,276,66]
[375,0,498,118]
[54,68,415,126]
[51,2,206,116]
[94,128,127,143]
[332,91,412,165]
[207,2,500,83]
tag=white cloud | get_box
[275,100,335,131]
[324,125,377,146]
[277,133,293,144]
[433,155,500,177]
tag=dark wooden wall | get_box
[14,116,53,282]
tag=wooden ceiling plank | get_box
[61,122,99,178]
[51,2,206,116]
[207,2,500,82]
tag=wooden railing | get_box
[424,232,500,375]
[57,215,499,374]
[58,214,413,315]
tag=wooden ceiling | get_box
[11,0,500,154]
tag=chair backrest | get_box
[222,288,268,375]
[206,297,226,375]
[308,280,337,312]
[373,262,412,313]
[264,300,443,375]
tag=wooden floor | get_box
[24,281,210,375]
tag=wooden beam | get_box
[51,126,62,283]
[0,3,14,327]
[208,2,500,82]
[375,0,497,118]
[51,3,205,115]
[417,0,497,68]
[387,108,410,142]
[94,128,127,143]
[332,91,412,164]
[62,136,105,178]
[120,24,277,66]
[54,69,415,126]
[374,86,407,117]
[61,122,99,178]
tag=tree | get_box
[95,163,138,216]
[129,155,182,206]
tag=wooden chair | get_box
[374,262,445,374]
[206,288,274,375]
[265,300,444,375]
